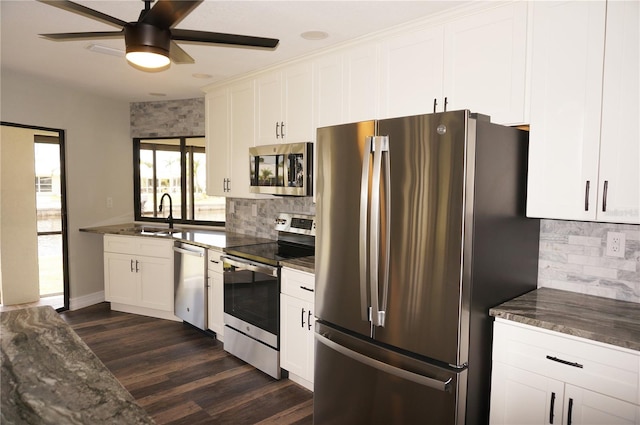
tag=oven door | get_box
[222,255,280,347]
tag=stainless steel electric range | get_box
[221,212,315,379]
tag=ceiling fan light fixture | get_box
[124,22,171,69]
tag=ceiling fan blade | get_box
[141,0,202,29]
[37,0,127,28]
[171,29,279,49]
[40,31,124,41]
[170,41,195,64]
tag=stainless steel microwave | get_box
[249,142,313,196]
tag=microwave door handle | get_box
[360,136,373,322]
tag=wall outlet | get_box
[106,197,113,209]
[606,232,625,258]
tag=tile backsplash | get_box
[225,197,316,240]
[538,220,640,303]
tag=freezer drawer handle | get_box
[545,355,583,369]
[549,392,556,424]
[316,333,453,393]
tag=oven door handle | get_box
[221,255,279,277]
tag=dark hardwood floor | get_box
[60,303,313,425]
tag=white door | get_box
[443,2,528,125]
[138,255,173,311]
[526,1,606,220]
[205,88,229,197]
[256,71,282,145]
[104,252,137,304]
[228,79,256,198]
[490,362,564,425]
[345,42,379,123]
[283,62,314,143]
[596,0,640,224]
[280,294,311,379]
[314,52,344,128]
[563,384,640,425]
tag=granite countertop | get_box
[280,256,315,274]
[1,306,155,424]
[490,287,640,352]
[80,223,274,251]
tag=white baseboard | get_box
[110,303,182,322]
[69,290,105,311]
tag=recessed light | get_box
[149,92,167,97]
[301,31,329,41]
[192,73,213,79]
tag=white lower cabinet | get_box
[104,235,175,319]
[280,267,315,391]
[207,249,224,341]
[490,319,640,424]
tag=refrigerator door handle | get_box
[370,136,390,327]
[359,136,373,322]
[316,333,453,393]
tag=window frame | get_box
[133,136,224,227]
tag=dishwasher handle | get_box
[173,245,204,257]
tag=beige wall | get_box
[0,69,133,305]
[0,126,41,304]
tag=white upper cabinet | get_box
[597,0,640,223]
[205,79,256,198]
[314,52,344,128]
[443,2,528,125]
[205,87,229,197]
[379,2,528,124]
[257,63,314,144]
[379,25,444,119]
[527,0,639,223]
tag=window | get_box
[134,137,225,225]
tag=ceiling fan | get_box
[37,0,280,69]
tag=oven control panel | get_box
[275,212,316,236]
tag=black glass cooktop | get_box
[225,241,314,267]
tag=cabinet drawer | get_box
[104,235,137,255]
[207,249,223,273]
[281,268,315,303]
[493,319,640,405]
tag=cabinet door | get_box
[379,25,444,119]
[205,88,230,197]
[256,71,282,145]
[443,2,528,125]
[280,294,313,380]
[207,270,224,339]
[138,255,173,311]
[314,52,344,128]
[564,385,640,425]
[527,1,606,220]
[345,43,379,123]
[596,0,640,224]
[283,62,314,143]
[104,252,137,304]
[228,79,256,198]
[490,362,564,425]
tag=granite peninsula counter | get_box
[490,287,640,351]
[1,306,154,424]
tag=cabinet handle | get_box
[584,180,590,211]
[135,260,140,273]
[223,178,226,192]
[226,179,231,192]
[300,286,314,292]
[276,122,280,138]
[210,259,220,264]
[444,96,448,112]
[567,398,574,425]
[308,310,312,331]
[301,307,306,328]
[433,98,438,113]
[130,259,134,272]
[546,355,583,369]
[281,121,285,138]
[602,180,609,212]
[549,392,556,424]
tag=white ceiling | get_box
[1,0,471,102]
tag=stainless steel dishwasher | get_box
[173,242,207,330]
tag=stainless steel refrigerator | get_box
[314,110,540,425]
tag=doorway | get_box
[0,122,69,311]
